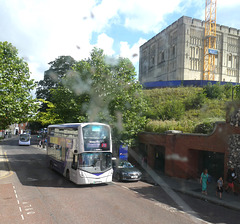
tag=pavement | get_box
[128,148,240,212]
[137,164,240,212]
[1,136,240,213]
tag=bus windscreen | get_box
[83,125,110,151]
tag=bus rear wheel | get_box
[49,161,54,170]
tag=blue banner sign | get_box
[119,145,128,160]
[208,49,218,55]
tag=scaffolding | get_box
[203,0,217,80]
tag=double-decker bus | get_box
[47,123,113,185]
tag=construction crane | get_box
[203,0,217,81]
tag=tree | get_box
[37,48,148,146]
[36,55,76,111]
[0,41,38,130]
[35,99,62,126]
[73,48,148,146]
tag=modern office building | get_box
[139,16,240,86]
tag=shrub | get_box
[193,122,214,134]
[145,119,196,133]
[161,100,185,120]
[184,92,206,110]
[224,83,233,99]
[203,82,224,99]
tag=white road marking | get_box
[22,202,36,216]
[25,208,33,211]
[129,149,211,224]
[12,185,25,221]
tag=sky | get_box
[1,0,240,83]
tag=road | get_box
[0,137,239,224]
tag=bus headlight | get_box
[79,170,84,177]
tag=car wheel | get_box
[116,173,121,182]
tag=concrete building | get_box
[139,16,240,86]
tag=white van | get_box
[19,134,31,146]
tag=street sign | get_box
[119,145,128,160]
[208,49,218,55]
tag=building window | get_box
[233,56,237,69]
[191,47,195,58]
[151,56,155,66]
[196,47,199,59]
[228,54,232,68]
[161,51,165,62]
[215,55,218,66]
[172,45,175,57]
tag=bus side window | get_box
[72,155,78,170]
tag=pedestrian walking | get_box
[225,167,238,195]
[38,140,42,148]
[216,177,223,199]
[200,169,209,195]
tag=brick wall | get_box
[137,122,240,180]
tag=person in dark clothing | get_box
[225,167,238,195]
[216,177,223,199]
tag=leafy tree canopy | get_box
[0,41,38,130]
[36,55,76,111]
[36,48,148,146]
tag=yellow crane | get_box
[203,0,217,81]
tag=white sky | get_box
[0,0,239,82]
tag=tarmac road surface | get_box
[1,137,239,224]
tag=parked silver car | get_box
[113,160,142,182]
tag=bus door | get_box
[70,154,79,181]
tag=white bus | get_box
[19,133,31,146]
[47,123,113,185]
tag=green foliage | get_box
[144,87,203,120]
[35,99,63,126]
[0,41,38,129]
[223,83,233,99]
[184,92,206,110]
[50,87,89,123]
[36,55,76,111]
[144,86,228,134]
[203,82,224,99]
[161,100,185,120]
[234,85,240,99]
[193,122,214,134]
[36,48,148,146]
[145,119,196,133]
